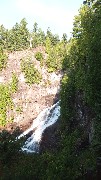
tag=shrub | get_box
[0,84,13,126]
[35,52,43,61]
[45,42,66,72]
[10,72,18,93]
[0,128,25,164]
[35,51,44,67]
[21,57,42,85]
[0,48,7,71]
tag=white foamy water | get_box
[18,101,60,153]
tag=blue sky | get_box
[0,0,83,38]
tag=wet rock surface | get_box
[39,119,61,153]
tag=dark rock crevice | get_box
[39,119,61,154]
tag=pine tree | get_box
[0,25,8,49]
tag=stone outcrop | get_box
[0,48,62,132]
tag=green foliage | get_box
[45,36,52,54]
[60,0,101,178]
[0,48,7,71]
[0,25,8,49]
[21,57,42,85]
[46,27,60,45]
[45,39,67,72]
[71,2,101,108]
[62,33,67,44]
[0,73,18,126]
[7,18,29,51]
[15,106,23,113]
[10,72,18,93]
[0,130,96,179]
[0,20,60,51]
[35,51,44,67]
[35,51,43,61]
[60,72,76,132]
[32,22,46,47]
[61,0,101,126]
[0,129,25,165]
[0,84,13,126]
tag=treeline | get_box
[0,18,68,72]
[0,18,67,51]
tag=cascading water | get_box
[18,101,60,153]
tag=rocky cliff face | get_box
[75,90,95,145]
[0,48,62,132]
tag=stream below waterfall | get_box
[18,101,60,153]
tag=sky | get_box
[0,0,83,38]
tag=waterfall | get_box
[18,101,60,153]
